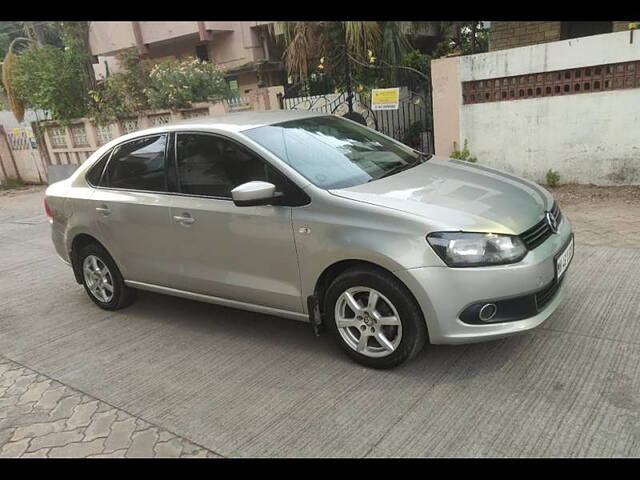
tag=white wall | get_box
[433,30,640,185]
[461,89,640,184]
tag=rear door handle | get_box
[96,205,111,216]
[173,214,195,226]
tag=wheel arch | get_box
[312,259,426,328]
[69,233,111,284]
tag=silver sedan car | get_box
[45,110,573,369]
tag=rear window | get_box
[85,151,111,186]
[104,135,168,192]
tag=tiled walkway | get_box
[0,357,221,458]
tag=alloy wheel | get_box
[82,255,114,303]
[334,287,402,358]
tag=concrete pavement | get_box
[1,187,640,457]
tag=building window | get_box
[121,118,139,134]
[70,124,89,147]
[195,44,209,62]
[96,124,113,145]
[149,114,171,127]
[560,22,613,40]
[48,126,67,148]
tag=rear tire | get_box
[324,266,427,369]
[77,242,136,310]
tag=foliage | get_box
[145,57,229,110]
[7,23,92,124]
[0,177,25,190]
[278,21,488,97]
[402,121,425,150]
[450,139,477,163]
[11,43,89,124]
[2,48,25,121]
[280,21,383,94]
[434,22,489,57]
[55,22,95,92]
[403,50,431,74]
[88,48,152,124]
[0,22,20,59]
[546,169,561,187]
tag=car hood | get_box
[329,156,553,235]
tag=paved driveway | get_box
[1,186,640,457]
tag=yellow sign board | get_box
[372,88,400,110]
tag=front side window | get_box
[105,135,168,191]
[176,133,280,198]
[243,115,426,189]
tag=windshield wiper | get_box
[372,161,420,181]
[367,151,432,183]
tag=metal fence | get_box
[282,87,434,153]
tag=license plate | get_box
[556,236,574,281]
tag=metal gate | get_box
[282,87,433,153]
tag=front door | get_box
[168,132,303,313]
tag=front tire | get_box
[324,266,427,369]
[78,243,136,310]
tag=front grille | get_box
[519,202,562,250]
[535,277,563,311]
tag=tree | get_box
[1,22,89,123]
[279,21,381,94]
[433,22,489,57]
[2,37,36,122]
[11,43,89,123]
[88,48,152,124]
[56,22,96,92]
[277,21,489,95]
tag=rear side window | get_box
[105,135,168,191]
[85,151,112,186]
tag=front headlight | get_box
[427,232,527,267]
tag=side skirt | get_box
[124,280,309,323]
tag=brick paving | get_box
[0,356,222,458]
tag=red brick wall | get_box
[489,21,635,52]
[489,22,562,51]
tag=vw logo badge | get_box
[546,211,559,234]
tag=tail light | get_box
[44,198,53,219]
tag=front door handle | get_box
[173,213,195,226]
[96,205,111,216]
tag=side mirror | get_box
[231,181,283,207]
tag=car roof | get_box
[169,109,329,132]
[94,110,332,154]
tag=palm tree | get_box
[279,21,381,89]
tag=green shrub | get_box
[87,48,152,125]
[546,169,560,187]
[145,57,230,110]
[450,139,477,163]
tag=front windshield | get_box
[243,115,429,189]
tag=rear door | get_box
[167,132,304,313]
[90,133,175,286]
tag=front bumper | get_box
[395,216,573,345]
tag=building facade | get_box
[88,22,286,95]
[489,21,634,51]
